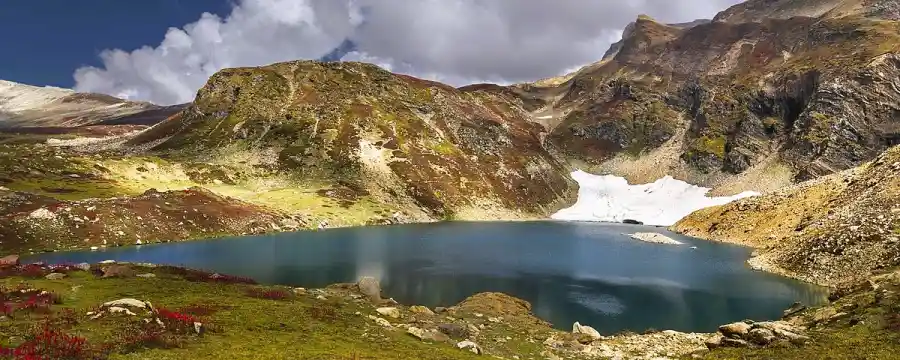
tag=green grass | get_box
[3,270,483,360]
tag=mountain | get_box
[501,0,900,194]
[0,79,184,128]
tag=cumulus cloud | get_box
[74,0,744,105]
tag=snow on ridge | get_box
[551,170,758,226]
[0,79,74,113]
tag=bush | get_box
[0,326,96,360]
[157,308,198,334]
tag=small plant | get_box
[246,288,292,301]
[0,326,93,360]
[307,302,339,322]
[114,323,180,353]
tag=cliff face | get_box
[508,0,900,191]
[130,61,574,219]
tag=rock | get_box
[103,298,150,310]
[293,287,307,295]
[705,335,724,349]
[435,307,447,313]
[376,307,400,319]
[102,264,136,278]
[438,323,470,339]
[45,273,66,280]
[108,306,136,316]
[368,315,392,328]
[315,295,327,301]
[457,340,482,354]
[99,260,116,264]
[0,255,19,267]
[718,322,752,337]
[629,232,683,245]
[747,328,776,345]
[782,302,806,318]
[407,327,427,340]
[75,263,91,271]
[467,324,480,336]
[357,276,382,302]
[193,322,204,335]
[136,273,156,278]
[721,338,750,348]
[410,305,434,315]
[488,316,501,323]
[773,329,810,345]
[572,322,603,340]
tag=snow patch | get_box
[552,170,758,226]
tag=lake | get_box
[30,221,827,334]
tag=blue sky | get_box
[0,0,232,87]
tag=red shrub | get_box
[0,327,91,360]
[246,288,291,301]
[18,265,47,278]
[156,308,197,334]
[176,303,220,317]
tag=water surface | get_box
[32,221,827,334]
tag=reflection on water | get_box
[30,221,828,334]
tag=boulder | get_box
[435,306,448,313]
[407,327,427,340]
[438,323,470,339]
[45,273,66,280]
[718,322,752,337]
[782,302,807,318]
[457,340,483,354]
[376,307,401,319]
[410,305,435,315]
[773,328,810,345]
[705,334,724,349]
[108,306,137,316]
[572,322,602,340]
[0,255,19,267]
[103,298,150,310]
[747,328,776,345]
[74,263,91,271]
[368,315,392,328]
[357,277,382,302]
[721,338,750,348]
[101,265,136,278]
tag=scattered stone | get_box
[357,276,382,302]
[316,295,327,301]
[410,305,434,315]
[629,232,683,245]
[367,315,392,328]
[474,313,484,318]
[572,322,603,340]
[293,287,307,295]
[108,307,136,316]
[0,255,19,267]
[457,340,483,354]
[438,323,470,339]
[467,324,480,336]
[136,273,156,278]
[488,317,501,323]
[718,322,751,337]
[75,263,91,271]
[103,298,150,310]
[45,273,66,280]
[376,307,401,319]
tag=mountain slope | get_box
[128,61,575,220]
[674,145,900,286]
[0,80,183,128]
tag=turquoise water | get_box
[31,221,827,334]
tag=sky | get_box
[0,0,744,105]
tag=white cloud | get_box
[74,0,744,105]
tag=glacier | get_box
[551,170,759,226]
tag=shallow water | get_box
[31,221,827,334]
